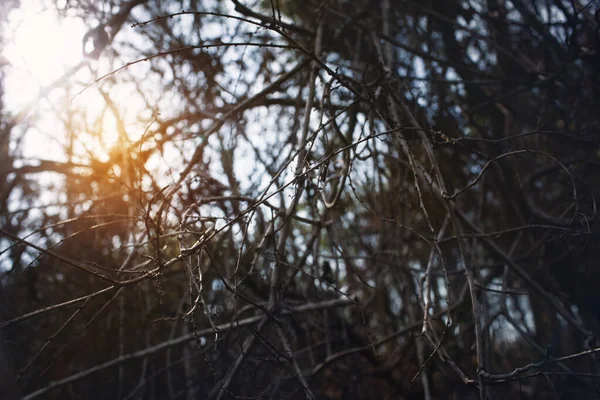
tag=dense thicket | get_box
[2,0,600,399]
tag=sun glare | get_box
[5,6,84,87]
[4,3,154,163]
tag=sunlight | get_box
[5,5,84,87]
[4,2,153,164]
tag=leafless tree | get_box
[2,0,600,399]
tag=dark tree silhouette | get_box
[2,0,600,399]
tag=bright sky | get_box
[3,2,88,162]
[3,1,158,164]
[4,2,86,104]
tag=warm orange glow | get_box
[5,4,152,164]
